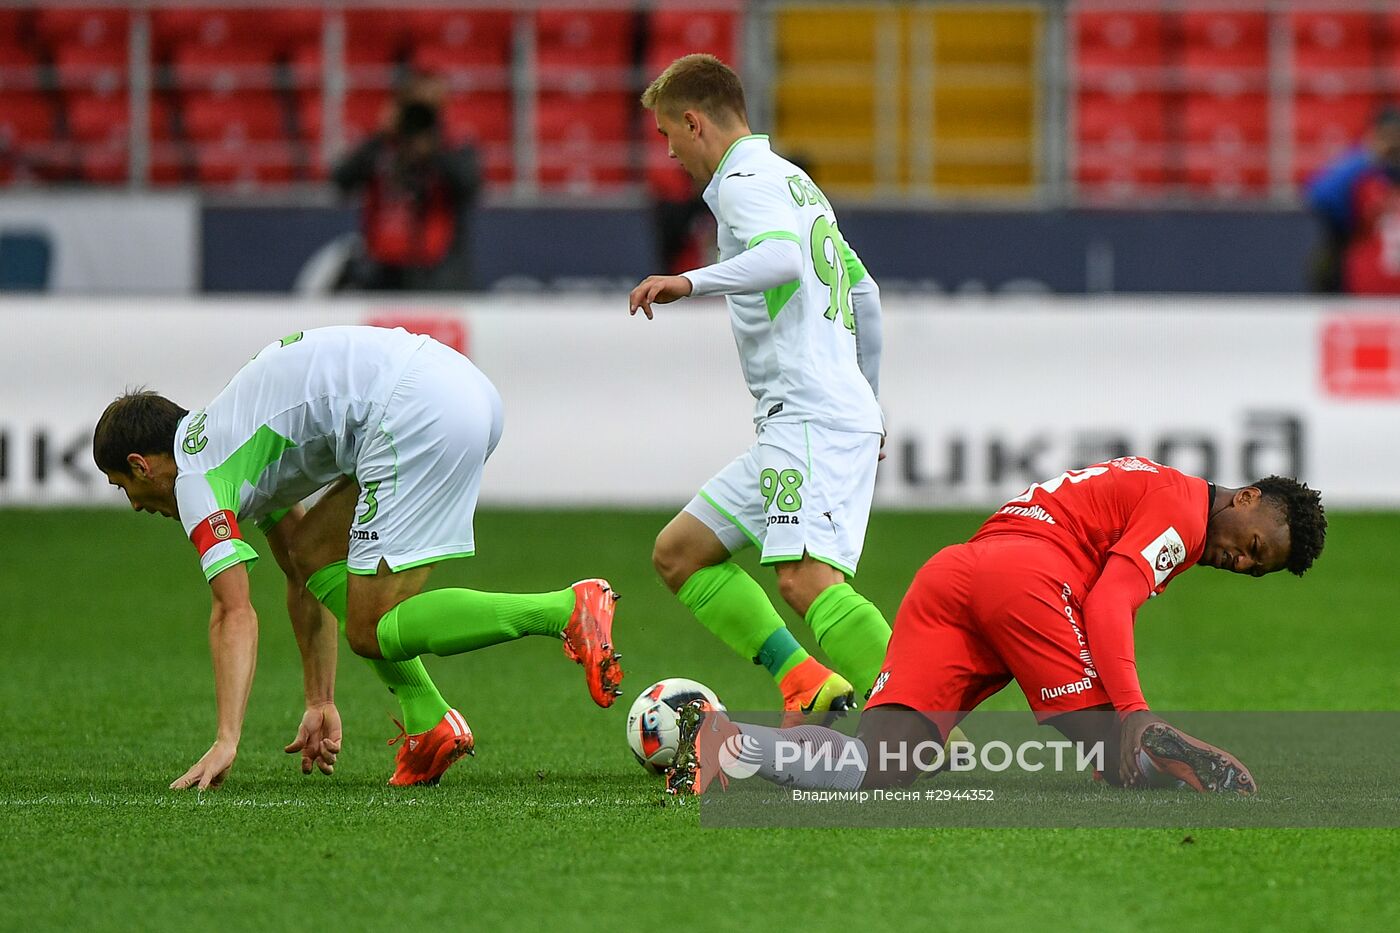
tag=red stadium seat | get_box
[442,92,512,145]
[1294,92,1378,166]
[1181,6,1268,93]
[152,9,269,55]
[78,142,129,183]
[0,41,39,71]
[193,141,298,186]
[183,92,287,142]
[345,8,409,61]
[1075,149,1173,196]
[52,43,127,92]
[66,92,127,143]
[1182,150,1269,198]
[1290,10,1376,73]
[1076,90,1170,149]
[0,9,32,44]
[170,43,279,89]
[1183,92,1268,152]
[647,8,739,68]
[35,7,129,48]
[1384,11,1400,71]
[1181,7,1268,69]
[157,7,318,50]
[536,9,635,67]
[412,43,512,87]
[66,93,174,143]
[297,90,392,143]
[0,92,57,144]
[1073,9,1169,70]
[536,87,634,191]
[536,91,632,146]
[404,10,513,67]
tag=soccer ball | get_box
[626,678,725,773]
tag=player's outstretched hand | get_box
[171,739,238,791]
[1117,710,1164,788]
[284,702,343,776]
[628,274,693,319]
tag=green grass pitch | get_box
[3,508,1399,931]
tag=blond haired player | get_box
[629,54,890,718]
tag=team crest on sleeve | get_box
[1140,526,1187,585]
[191,510,242,557]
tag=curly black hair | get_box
[1252,476,1327,577]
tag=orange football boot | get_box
[387,708,474,787]
[561,578,625,707]
[1140,722,1256,795]
[666,700,741,796]
[779,657,856,727]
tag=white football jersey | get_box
[173,325,428,580]
[701,135,883,434]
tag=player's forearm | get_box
[288,584,337,706]
[850,275,884,399]
[1083,558,1152,716]
[682,238,802,297]
[208,604,259,744]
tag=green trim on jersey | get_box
[838,233,868,287]
[747,230,800,249]
[763,280,800,321]
[378,424,402,494]
[699,490,763,549]
[347,565,381,576]
[204,424,298,511]
[758,553,805,565]
[204,539,259,581]
[391,551,476,572]
[255,507,293,535]
[714,134,769,180]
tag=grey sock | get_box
[735,723,868,791]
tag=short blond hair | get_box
[641,53,747,126]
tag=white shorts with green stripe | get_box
[348,339,504,575]
[683,420,881,576]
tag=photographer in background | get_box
[332,75,481,291]
[1306,105,1400,294]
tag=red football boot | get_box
[387,708,474,787]
[561,578,624,707]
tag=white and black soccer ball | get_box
[625,677,725,774]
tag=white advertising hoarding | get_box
[0,193,199,294]
[2,295,1398,508]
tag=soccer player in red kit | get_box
[668,457,1327,796]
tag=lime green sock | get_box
[676,562,808,680]
[306,561,449,734]
[805,582,892,697]
[376,587,575,661]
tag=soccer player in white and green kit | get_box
[94,326,624,790]
[629,54,891,718]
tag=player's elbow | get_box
[771,239,803,283]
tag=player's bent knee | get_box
[775,560,842,616]
[652,532,704,593]
[345,623,383,659]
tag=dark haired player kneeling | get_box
[668,457,1326,796]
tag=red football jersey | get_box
[1344,172,1400,295]
[970,456,1211,595]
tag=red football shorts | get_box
[865,535,1112,739]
